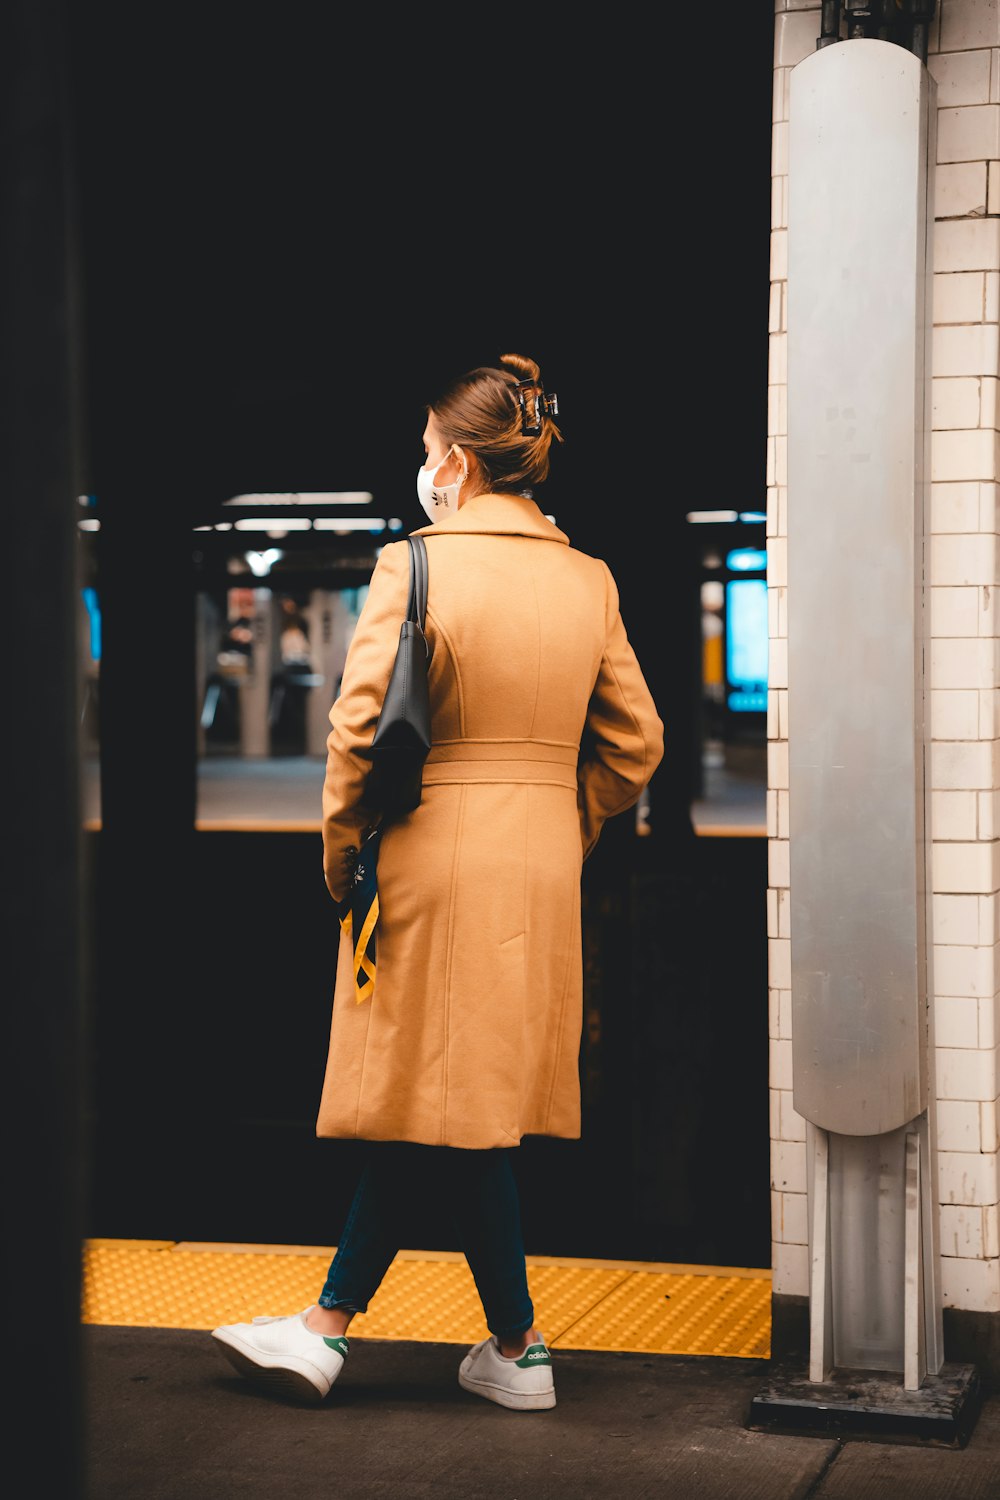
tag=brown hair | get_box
[428,352,563,494]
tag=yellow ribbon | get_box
[340,892,379,1005]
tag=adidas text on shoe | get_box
[211,1307,349,1404]
[458,1335,556,1411]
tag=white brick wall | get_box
[769,0,1000,1313]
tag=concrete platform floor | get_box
[85,1328,1000,1499]
[82,748,769,835]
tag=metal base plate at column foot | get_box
[746,1362,981,1448]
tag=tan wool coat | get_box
[317,491,664,1149]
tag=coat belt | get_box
[422,738,578,789]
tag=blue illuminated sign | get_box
[726,548,767,573]
[726,578,767,711]
[82,587,101,662]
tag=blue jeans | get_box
[318,1142,535,1339]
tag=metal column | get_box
[239,588,275,758]
[786,38,941,1387]
[304,589,354,758]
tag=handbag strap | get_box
[406,535,428,631]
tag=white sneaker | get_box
[211,1307,349,1404]
[458,1334,556,1411]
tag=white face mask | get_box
[416,449,466,523]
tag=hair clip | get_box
[516,377,557,436]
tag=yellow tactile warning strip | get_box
[695,825,766,838]
[85,821,771,836]
[81,1241,772,1359]
[84,821,770,837]
[82,820,324,833]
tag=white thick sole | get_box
[211,1326,336,1404]
[458,1361,556,1411]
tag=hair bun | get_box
[499,351,542,388]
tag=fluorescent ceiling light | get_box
[233,517,313,531]
[739,511,767,523]
[312,517,391,532]
[78,519,101,531]
[223,491,373,506]
[686,510,738,523]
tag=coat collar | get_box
[411,491,570,545]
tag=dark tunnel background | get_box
[17,2,776,1314]
[67,6,776,1268]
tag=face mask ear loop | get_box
[451,445,468,489]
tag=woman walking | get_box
[212,352,664,1410]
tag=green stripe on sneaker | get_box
[322,1336,350,1357]
[515,1343,551,1368]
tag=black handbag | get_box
[359,535,431,816]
